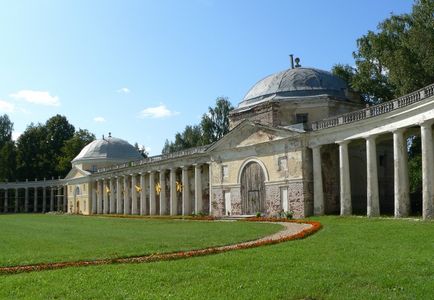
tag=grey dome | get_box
[72,136,142,164]
[238,67,348,108]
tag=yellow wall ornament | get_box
[105,186,111,194]
[155,182,161,195]
[176,181,183,192]
[135,185,142,192]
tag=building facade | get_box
[1,65,433,220]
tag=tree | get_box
[57,129,96,175]
[0,141,16,181]
[338,0,434,104]
[0,114,13,148]
[162,97,234,154]
[334,0,434,192]
[15,123,49,180]
[134,142,149,158]
[201,97,233,144]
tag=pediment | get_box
[208,121,300,152]
[64,166,91,180]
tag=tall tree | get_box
[16,123,49,180]
[201,97,233,144]
[338,0,434,104]
[57,129,96,175]
[0,114,16,181]
[0,114,13,148]
[333,0,434,193]
[162,97,234,154]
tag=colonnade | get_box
[92,164,207,216]
[312,121,434,220]
[0,180,67,213]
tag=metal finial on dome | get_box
[295,57,301,68]
[108,132,112,138]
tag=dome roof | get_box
[72,136,142,165]
[238,67,348,108]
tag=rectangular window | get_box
[222,165,228,180]
[296,113,308,124]
[278,156,288,171]
[280,187,288,211]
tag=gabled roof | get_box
[207,120,302,152]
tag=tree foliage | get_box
[0,115,16,181]
[333,0,434,193]
[162,97,233,154]
[0,114,96,181]
[333,0,434,104]
[57,129,96,175]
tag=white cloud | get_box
[139,104,179,119]
[145,146,151,153]
[93,116,106,123]
[117,87,130,94]
[10,90,60,106]
[0,100,15,113]
[12,131,22,141]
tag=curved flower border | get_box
[0,217,321,275]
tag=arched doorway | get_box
[240,161,266,214]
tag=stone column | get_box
[366,135,380,217]
[103,179,109,214]
[124,175,131,214]
[421,121,434,219]
[149,171,156,215]
[14,188,18,213]
[140,173,146,215]
[194,164,203,214]
[97,180,103,214]
[63,186,68,212]
[56,186,61,211]
[34,179,38,213]
[91,182,97,214]
[338,141,352,216]
[42,187,47,213]
[109,178,115,214]
[159,169,167,215]
[393,128,410,217]
[116,177,122,214]
[182,166,190,215]
[50,186,54,212]
[131,174,138,215]
[312,146,324,215]
[24,185,29,213]
[4,189,8,213]
[170,168,177,215]
[208,163,212,215]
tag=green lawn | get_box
[0,214,281,267]
[0,216,433,299]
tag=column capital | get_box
[419,119,434,128]
[336,140,351,146]
[309,144,322,150]
[181,165,189,170]
[391,127,406,135]
[365,134,378,142]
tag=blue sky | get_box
[0,0,413,155]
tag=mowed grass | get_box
[0,217,433,299]
[0,214,281,267]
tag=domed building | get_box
[65,134,143,214]
[229,66,362,129]
[72,133,143,172]
[2,62,433,220]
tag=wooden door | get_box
[241,162,265,214]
